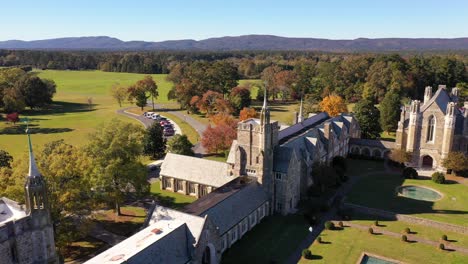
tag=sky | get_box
[2,0,468,41]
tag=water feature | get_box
[397,185,442,201]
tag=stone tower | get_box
[423,86,432,104]
[24,129,57,263]
[441,102,456,160]
[395,105,406,149]
[406,100,421,153]
[233,90,279,210]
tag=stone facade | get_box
[0,133,57,264]
[395,85,468,170]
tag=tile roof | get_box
[160,153,233,187]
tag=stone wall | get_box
[343,203,468,235]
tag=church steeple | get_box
[260,85,270,125]
[27,128,41,178]
[298,96,304,123]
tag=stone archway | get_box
[351,146,360,155]
[202,243,217,264]
[422,155,434,168]
[372,149,382,158]
[361,147,370,157]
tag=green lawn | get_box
[351,212,468,249]
[1,70,174,159]
[346,159,385,176]
[64,236,108,262]
[347,171,468,226]
[150,180,197,209]
[300,225,467,264]
[222,214,309,264]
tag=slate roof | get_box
[421,87,452,114]
[160,153,233,187]
[0,197,27,225]
[183,177,268,235]
[349,138,395,149]
[147,205,206,245]
[273,147,293,173]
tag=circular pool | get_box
[397,185,442,201]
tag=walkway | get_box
[335,221,468,254]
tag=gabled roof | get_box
[183,177,268,235]
[147,205,206,245]
[0,197,27,225]
[273,147,293,173]
[421,87,452,114]
[160,153,232,187]
[86,218,191,264]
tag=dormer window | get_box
[427,116,435,142]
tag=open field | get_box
[347,170,468,226]
[300,224,467,264]
[222,214,309,264]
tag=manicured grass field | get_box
[222,214,309,264]
[150,180,197,209]
[351,212,468,249]
[347,171,468,226]
[300,225,467,264]
[1,70,174,159]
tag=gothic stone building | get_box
[396,85,468,170]
[0,133,58,264]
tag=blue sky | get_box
[2,0,467,41]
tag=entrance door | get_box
[422,155,433,168]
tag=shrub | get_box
[404,227,411,234]
[441,235,447,241]
[317,236,322,244]
[374,220,379,226]
[439,243,445,250]
[324,221,335,230]
[402,167,418,179]
[302,249,312,259]
[432,172,445,184]
[338,221,344,228]
[368,227,373,234]
[401,235,407,242]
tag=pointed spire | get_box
[298,96,304,123]
[25,122,40,178]
[262,85,267,109]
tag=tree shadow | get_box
[22,101,97,116]
[151,193,191,210]
[0,124,73,135]
[309,254,323,260]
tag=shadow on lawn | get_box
[345,164,468,222]
[23,101,97,115]
[151,193,192,210]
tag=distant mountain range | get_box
[1,35,468,52]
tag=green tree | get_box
[127,84,149,110]
[0,149,13,168]
[110,83,128,107]
[167,135,194,156]
[379,90,402,132]
[16,75,55,108]
[354,98,382,139]
[143,122,166,159]
[136,75,158,110]
[229,86,251,114]
[3,87,25,113]
[86,119,148,216]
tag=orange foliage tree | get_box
[210,113,238,128]
[319,94,348,117]
[201,124,237,154]
[239,107,258,121]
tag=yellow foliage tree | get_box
[239,107,258,121]
[319,94,347,117]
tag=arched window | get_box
[427,116,435,142]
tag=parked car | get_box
[159,117,168,121]
[160,120,169,126]
[163,124,173,130]
[151,113,161,120]
[145,112,154,118]
[163,127,175,136]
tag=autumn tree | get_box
[143,122,166,159]
[239,107,258,121]
[197,90,233,115]
[229,86,251,113]
[86,119,148,216]
[110,83,128,107]
[319,94,347,117]
[275,70,296,100]
[442,152,468,176]
[6,112,20,124]
[261,65,282,99]
[136,75,158,110]
[127,84,149,110]
[202,124,237,154]
[354,98,382,139]
[389,149,412,165]
[167,135,194,156]
[209,113,238,128]
[0,149,13,168]
[379,90,402,132]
